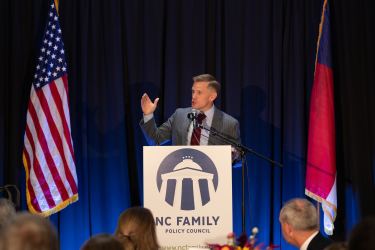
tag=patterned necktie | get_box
[190,112,206,145]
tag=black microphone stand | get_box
[195,123,283,234]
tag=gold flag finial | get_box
[54,0,59,14]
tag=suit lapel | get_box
[181,108,193,145]
[208,108,223,145]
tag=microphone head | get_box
[187,109,198,120]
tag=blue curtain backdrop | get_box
[1,0,374,249]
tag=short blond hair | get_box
[193,74,221,94]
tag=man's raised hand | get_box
[141,93,160,115]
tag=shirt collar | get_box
[202,105,215,125]
[300,231,319,250]
[203,105,215,116]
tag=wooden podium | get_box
[143,145,232,249]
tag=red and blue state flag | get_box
[305,0,337,235]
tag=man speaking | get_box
[140,74,240,150]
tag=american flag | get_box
[23,0,78,216]
[305,0,336,235]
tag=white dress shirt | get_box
[300,231,319,250]
[187,105,215,145]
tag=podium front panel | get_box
[144,146,232,249]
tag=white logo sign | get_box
[144,146,232,249]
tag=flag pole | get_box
[316,201,320,229]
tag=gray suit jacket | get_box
[140,107,240,146]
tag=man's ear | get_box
[209,91,218,102]
[285,223,294,236]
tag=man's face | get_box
[191,81,217,111]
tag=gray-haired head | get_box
[279,198,319,231]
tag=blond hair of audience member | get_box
[1,212,58,250]
[0,198,16,230]
[81,233,124,250]
[279,198,332,249]
[114,207,159,250]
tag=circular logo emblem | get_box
[156,148,218,210]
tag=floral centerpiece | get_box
[207,227,279,250]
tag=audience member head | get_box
[348,217,375,250]
[115,206,159,250]
[0,198,16,230]
[1,212,58,250]
[81,233,124,250]
[279,198,319,247]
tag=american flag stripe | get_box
[24,126,56,208]
[50,77,74,155]
[24,0,78,216]
[23,149,42,212]
[27,94,70,201]
[61,76,73,132]
[24,152,51,211]
[50,87,77,193]
[26,105,63,206]
[36,82,76,196]
[49,77,78,187]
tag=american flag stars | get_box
[33,3,67,89]
[24,0,78,215]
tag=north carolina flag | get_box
[305,0,336,235]
[23,0,78,216]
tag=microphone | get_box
[187,109,198,128]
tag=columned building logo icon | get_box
[156,148,218,211]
